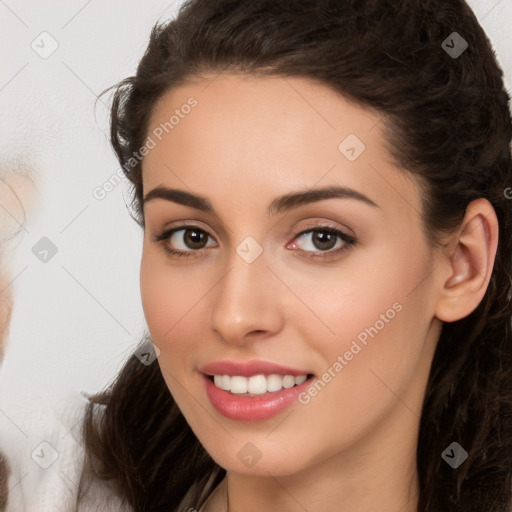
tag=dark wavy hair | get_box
[0,454,8,511]
[80,1,512,511]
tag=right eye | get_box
[154,226,217,257]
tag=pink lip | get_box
[199,360,314,422]
[202,374,313,422]
[200,360,311,377]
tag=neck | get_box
[227,462,419,512]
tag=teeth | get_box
[212,374,309,395]
[282,375,295,389]
[230,376,248,394]
[248,375,267,395]
[267,374,283,392]
[294,374,307,385]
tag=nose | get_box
[209,251,284,345]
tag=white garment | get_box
[0,391,131,512]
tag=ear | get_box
[434,198,499,323]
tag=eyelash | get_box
[153,224,357,260]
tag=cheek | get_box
[298,250,433,407]
[286,242,433,388]
[139,248,213,366]
[286,243,426,338]
[141,249,185,336]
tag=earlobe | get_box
[435,198,499,323]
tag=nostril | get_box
[248,329,266,336]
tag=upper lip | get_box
[200,360,313,377]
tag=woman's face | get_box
[140,73,444,476]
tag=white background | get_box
[0,0,511,400]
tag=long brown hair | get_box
[0,454,8,511]
[81,1,512,510]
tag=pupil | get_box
[313,231,337,251]
[185,229,207,249]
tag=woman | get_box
[77,0,512,511]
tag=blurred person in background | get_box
[0,166,34,511]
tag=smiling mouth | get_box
[209,373,315,395]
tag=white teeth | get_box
[294,374,307,385]
[267,374,283,392]
[213,375,231,391]
[248,375,267,395]
[230,376,248,394]
[212,373,309,394]
[282,375,295,389]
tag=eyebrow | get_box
[142,185,379,214]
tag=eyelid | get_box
[296,220,356,237]
[291,220,356,242]
[152,220,217,242]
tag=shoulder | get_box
[0,390,132,512]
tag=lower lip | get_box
[203,374,313,422]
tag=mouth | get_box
[208,373,314,396]
[199,360,316,421]
[202,373,315,421]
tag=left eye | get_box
[292,228,352,252]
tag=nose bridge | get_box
[210,245,282,343]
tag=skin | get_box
[139,73,498,512]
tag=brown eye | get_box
[290,227,356,257]
[310,230,338,251]
[183,229,209,249]
[166,227,216,251]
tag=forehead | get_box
[145,73,379,170]
[142,73,421,220]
